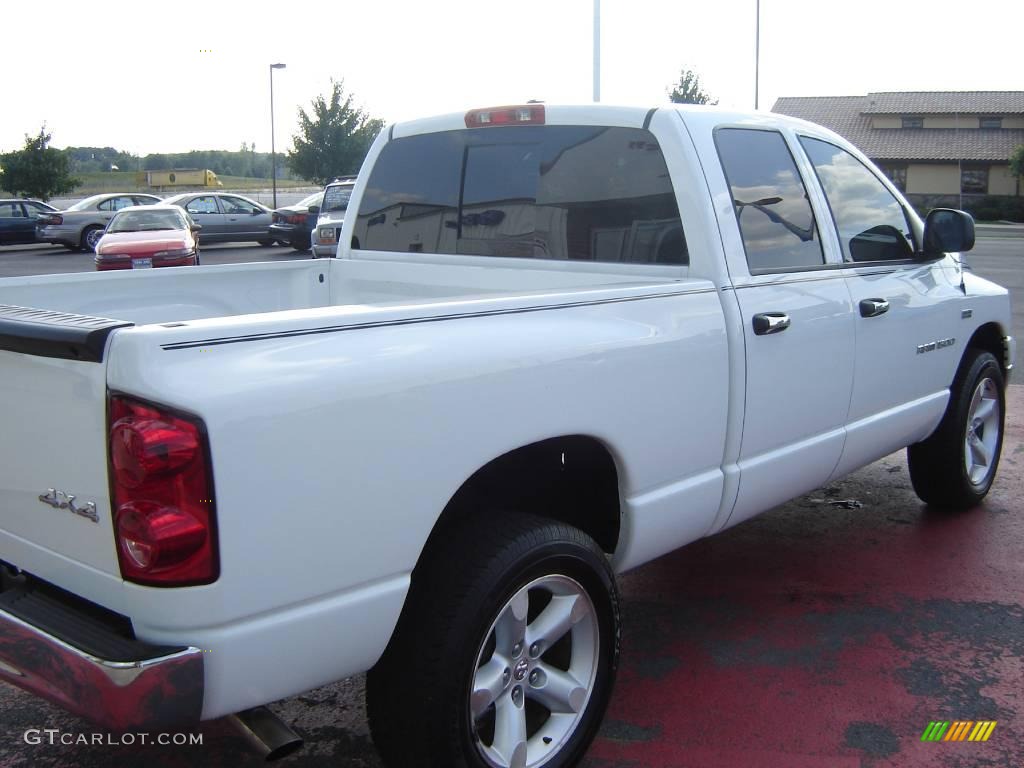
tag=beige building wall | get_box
[1003,117,1024,129]
[906,164,960,195]
[871,117,901,128]
[923,116,980,128]
[989,164,1020,196]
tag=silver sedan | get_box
[36,193,162,251]
[162,192,276,246]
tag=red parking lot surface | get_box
[589,384,1023,768]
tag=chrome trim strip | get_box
[160,288,716,350]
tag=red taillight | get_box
[465,104,545,128]
[42,214,63,225]
[108,396,218,586]
[286,213,306,225]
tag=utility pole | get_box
[269,63,286,209]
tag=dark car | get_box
[162,192,276,246]
[0,199,57,246]
[269,191,323,251]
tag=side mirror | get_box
[923,208,974,255]
[308,205,320,215]
[191,223,203,232]
[252,208,262,215]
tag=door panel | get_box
[728,275,856,524]
[184,195,227,240]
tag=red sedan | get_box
[94,205,201,270]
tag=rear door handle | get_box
[859,298,890,318]
[752,312,791,335]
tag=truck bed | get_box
[0,256,682,327]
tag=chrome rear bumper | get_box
[0,589,203,730]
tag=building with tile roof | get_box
[772,92,1024,209]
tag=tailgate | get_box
[0,305,131,576]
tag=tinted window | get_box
[0,202,25,217]
[715,128,823,271]
[800,137,914,263]
[354,126,686,265]
[186,196,220,214]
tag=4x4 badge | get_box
[38,489,99,523]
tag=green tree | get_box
[287,80,384,185]
[1011,144,1024,190]
[0,126,80,200]
[667,68,718,105]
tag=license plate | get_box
[133,258,153,269]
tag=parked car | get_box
[311,179,355,258]
[269,191,323,250]
[0,199,57,246]
[162,192,276,246]
[36,193,162,251]
[0,104,1014,767]
[93,205,199,270]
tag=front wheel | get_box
[367,513,620,768]
[908,349,1005,509]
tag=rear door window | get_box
[715,128,824,272]
[354,126,686,265]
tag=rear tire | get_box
[258,238,275,247]
[81,226,103,252]
[291,235,311,251]
[367,513,620,768]
[908,349,1005,509]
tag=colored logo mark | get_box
[921,721,996,742]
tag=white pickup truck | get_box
[0,104,1014,768]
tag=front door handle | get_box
[752,312,791,335]
[859,298,890,318]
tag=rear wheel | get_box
[908,349,1005,509]
[291,235,311,251]
[258,238,275,247]
[81,226,103,252]
[367,513,620,768]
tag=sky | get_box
[3,0,1022,157]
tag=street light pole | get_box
[754,0,760,109]
[269,63,286,209]
[593,0,600,102]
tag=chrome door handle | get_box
[752,312,791,335]
[859,298,890,318]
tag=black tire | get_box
[367,513,620,768]
[61,243,79,252]
[257,238,275,247]
[80,226,103,252]
[291,235,311,251]
[908,349,1005,509]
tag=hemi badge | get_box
[961,309,973,319]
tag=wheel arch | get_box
[964,322,1010,379]
[416,435,623,577]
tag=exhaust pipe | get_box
[228,706,304,761]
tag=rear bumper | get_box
[0,579,204,730]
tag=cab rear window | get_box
[353,126,687,265]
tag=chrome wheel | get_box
[964,376,1000,486]
[471,575,599,768]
